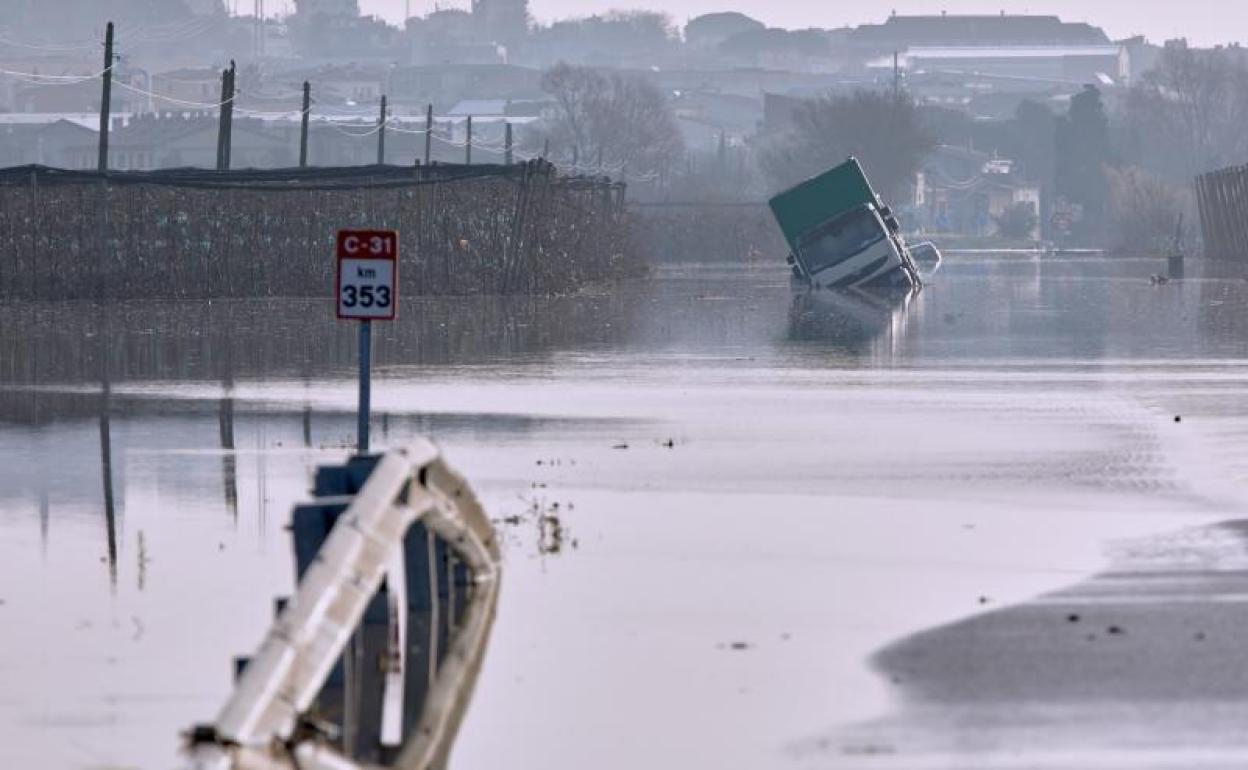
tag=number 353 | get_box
[341,285,391,308]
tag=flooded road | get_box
[4,256,1248,769]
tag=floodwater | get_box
[4,256,1248,769]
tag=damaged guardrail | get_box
[186,440,501,770]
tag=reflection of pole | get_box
[219,394,238,519]
[39,490,49,557]
[505,122,513,165]
[100,382,118,587]
[358,321,371,453]
[465,115,472,166]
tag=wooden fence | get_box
[0,162,632,300]
[1196,165,1248,260]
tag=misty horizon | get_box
[341,0,1245,47]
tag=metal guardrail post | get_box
[186,441,501,770]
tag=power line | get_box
[112,78,235,109]
[0,66,108,84]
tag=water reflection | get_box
[0,293,643,387]
[4,257,1248,770]
[787,287,920,359]
[218,393,238,521]
[99,381,119,587]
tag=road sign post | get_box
[337,230,399,453]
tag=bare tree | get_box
[1105,165,1193,254]
[758,90,931,200]
[1121,41,1248,181]
[538,63,684,181]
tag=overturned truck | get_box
[769,158,922,292]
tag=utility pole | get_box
[216,67,229,170]
[377,94,387,165]
[424,103,432,165]
[464,115,472,165]
[98,22,114,172]
[505,122,513,165]
[893,50,900,101]
[299,81,310,167]
[225,61,235,168]
[217,61,235,171]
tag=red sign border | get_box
[336,229,399,322]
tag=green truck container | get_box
[769,158,878,255]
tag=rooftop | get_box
[851,14,1110,47]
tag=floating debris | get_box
[538,513,565,555]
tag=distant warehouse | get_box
[884,45,1129,86]
[852,14,1129,85]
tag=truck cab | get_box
[771,157,921,292]
[793,202,913,290]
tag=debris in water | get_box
[1107,625,1125,636]
[1174,415,1182,423]
[661,438,675,448]
[612,443,629,450]
[977,596,990,605]
[539,513,565,555]
[1066,613,1081,624]
[727,641,752,651]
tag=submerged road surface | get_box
[2,256,1248,769]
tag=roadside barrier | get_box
[186,441,501,770]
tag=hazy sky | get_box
[356,0,1243,46]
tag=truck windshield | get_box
[797,207,886,274]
